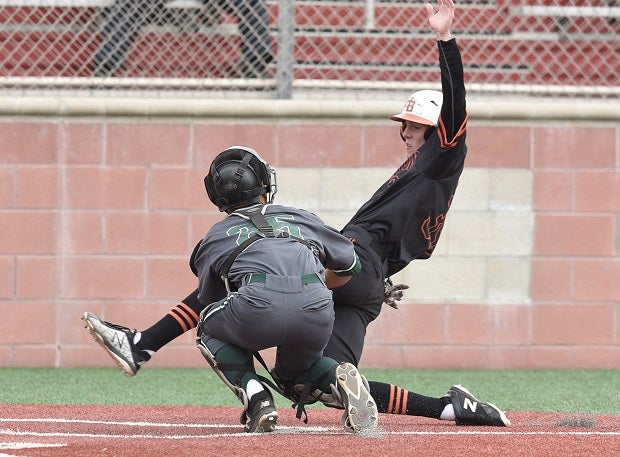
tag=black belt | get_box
[245,273,322,285]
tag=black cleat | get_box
[244,389,278,433]
[448,384,511,426]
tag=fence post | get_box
[276,0,295,99]
[365,0,375,30]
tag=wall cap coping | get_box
[1,96,618,121]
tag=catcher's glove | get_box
[383,278,409,309]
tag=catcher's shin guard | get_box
[196,335,249,412]
[196,326,274,427]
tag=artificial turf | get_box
[1,368,618,414]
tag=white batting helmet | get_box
[389,90,443,127]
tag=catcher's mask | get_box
[204,146,277,212]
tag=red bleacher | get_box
[0,0,617,87]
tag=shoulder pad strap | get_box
[232,206,276,238]
[220,234,263,280]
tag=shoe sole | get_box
[451,385,511,427]
[82,312,137,377]
[246,411,278,433]
[336,362,378,434]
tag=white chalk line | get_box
[0,441,67,457]
[0,418,234,428]
[0,418,619,440]
[0,442,66,449]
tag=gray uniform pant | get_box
[201,274,334,381]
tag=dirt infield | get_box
[1,404,619,457]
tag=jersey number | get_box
[227,215,303,245]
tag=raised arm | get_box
[427,0,467,145]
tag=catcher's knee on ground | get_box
[271,357,345,412]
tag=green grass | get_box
[0,368,618,414]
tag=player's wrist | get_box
[436,32,453,41]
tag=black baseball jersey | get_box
[344,38,467,278]
[326,38,468,365]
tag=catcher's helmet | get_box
[204,146,277,212]
[389,90,443,127]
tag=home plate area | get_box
[1,404,618,457]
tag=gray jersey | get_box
[194,203,358,305]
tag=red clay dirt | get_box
[1,404,618,457]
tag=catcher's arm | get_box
[325,269,352,288]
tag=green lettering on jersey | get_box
[227,215,303,245]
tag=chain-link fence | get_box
[0,0,618,98]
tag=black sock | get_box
[137,290,203,352]
[368,381,448,419]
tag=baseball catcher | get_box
[191,146,378,433]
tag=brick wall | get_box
[0,98,618,370]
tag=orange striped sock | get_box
[168,302,200,333]
[368,381,446,418]
[137,302,201,352]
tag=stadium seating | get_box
[0,0,617,86]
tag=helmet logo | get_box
[403,97,416,113]
[223,182,238,192]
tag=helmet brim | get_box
[388,113,437,126]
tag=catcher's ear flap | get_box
[204,168,219,206]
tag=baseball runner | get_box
[84,0,510,428]
[327,0,466,367]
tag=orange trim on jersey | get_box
[437,110,468,149]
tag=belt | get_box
[245,273,322,285]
